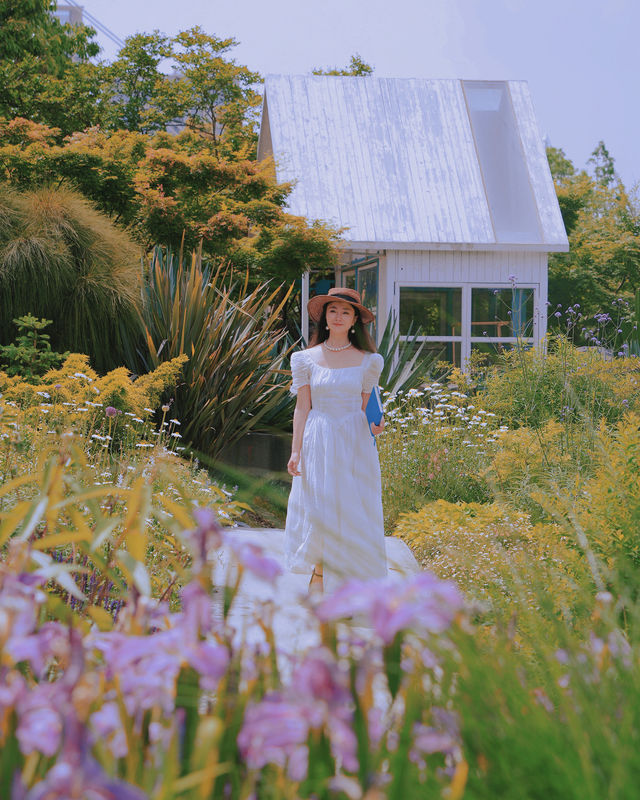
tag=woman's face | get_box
[326,301,356,333]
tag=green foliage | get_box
[376,310,436,394]
[0,184,142,373]
[378,383,496,531]
[139,246,295,460]
[588,140,617,187]
[547,144,640,317]
[0,0,102,135]
[100,31,177,134]
[169,27,262,156]
[0,314,68,380]
[312,53,374,76]
[479,338,640,430]
[450,600,640,800]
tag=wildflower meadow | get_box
[2,322,640,798]
[1,5,640,796]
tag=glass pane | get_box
[401,340,461,369]
[358,266,378,340]
[471,288,534,338]
[342,270,356,290]
[400,287,462,337]
[463,81,541,243]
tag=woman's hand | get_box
[370,417,385,436]
[287,451,301,477]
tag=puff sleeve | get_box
[362,353,384,394]
[289,351,311,396]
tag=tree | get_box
[167,27,262,157]
[588,140,617,188]
[312,53,374,76]
[100,32,177,134]
[0,0,103,135]
[547,144,640,319]
[0,119,340,285]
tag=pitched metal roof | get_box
[258,75,568,252]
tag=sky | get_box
[76,0,638,187]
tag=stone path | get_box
[211,529,420,658]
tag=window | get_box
[358,265,378,339]
[399,288,462,337]
[343,269,356,290]
[398,282,537,370]
[340,260,379,340]
[471,288,534,339]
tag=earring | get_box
[350,327,355,334]
[326,325,329,330]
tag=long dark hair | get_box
[308,304,377,352]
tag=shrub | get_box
[0,314,68,380]
[139,247,294,460]
[394,499,591,628]
[479,338,640,430]
[0,351,188,456]
[573,413,640,582]
[0,185,142,372]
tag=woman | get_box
[285,287,387,594]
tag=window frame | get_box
[396,281,539,369]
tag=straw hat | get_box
[307,287,374,324]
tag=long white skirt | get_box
[284,408,387,594]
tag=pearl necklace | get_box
[323,341,352,352]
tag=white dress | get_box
[284,349,387,593]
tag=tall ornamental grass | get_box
[0,185,143,373]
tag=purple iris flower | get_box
[228,540,283,582]
[316,573,464,644]
[238,695,309,772]
[90,701,128,759]
[14,713,147,800]
[185,507,224,572]
[15,683,64,757]
[7,622,69,678]
[186,641,229,691]
[181,581,217,638]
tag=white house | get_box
[257,75,568,369]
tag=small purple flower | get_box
[412,722,457,756]
[184,507,224,572]
[17,713,147,800]
[16,684,64,757]
[105,406,119,418]
[554,311,562,318]
[181,581,216,638]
